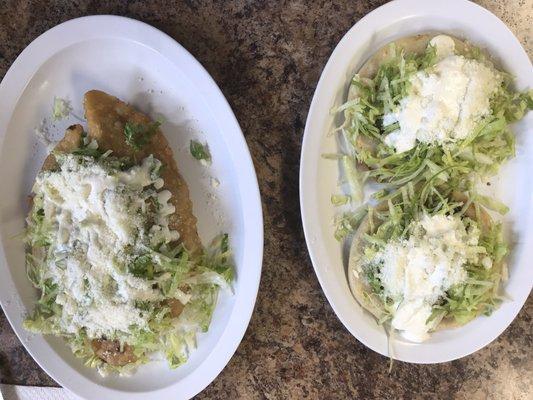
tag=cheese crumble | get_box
[383,36,502,153]
[31,153,179,338]
[370,214,484,342]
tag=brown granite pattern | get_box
[0,0,531,398]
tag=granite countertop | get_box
[0,1,531,398]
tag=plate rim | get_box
[0,15,264,399]
[300,0,533,364]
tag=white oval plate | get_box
[0,15,263,399]
[300,0,533,364]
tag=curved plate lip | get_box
[300,0,533,364]
[0,15,263,399]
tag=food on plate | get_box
[24,90,233,375]
[331,34,531,342]
[334,34,532,201]
[347,185,505,342]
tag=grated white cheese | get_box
[383,36,501,153]
[373,214,483,342]
[33,154,179,338]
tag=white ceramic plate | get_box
[0,15,263,399]
[300,0,533,364]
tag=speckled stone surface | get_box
[0,0,531,398]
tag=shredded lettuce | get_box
[331,194,350,206]
[334,206,368,241]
